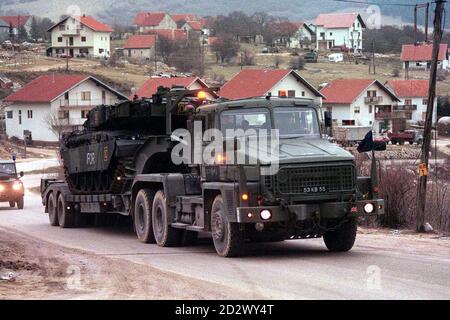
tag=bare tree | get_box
[44,112,67,142]
[211,35,240,63]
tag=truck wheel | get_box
[9,201,15,208]
[323,218,357,252]
[48,193,59,226]
[57,194,75,228]
[152,190,181,247]
[17,197,24,210]
[211,195,244,257]
[134,189,156,243]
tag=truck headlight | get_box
[0,184,4,192]
[12,182,23,191]
[260,209,272,220]
[364,203,375,214]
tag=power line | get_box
[332,0,430,7]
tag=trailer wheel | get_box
[57,193,75,228]
[323,218,357,252]
[134,189,156,243]
[9,201,15,208]
[152,190,181,247]
[17,197,24,210]
[48,192,59,226]
[211,195,244,257]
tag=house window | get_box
[330,32,333,36]
[81,36,86,42]
[6,111,13,119]
[367,90,377,97]
[81,110,89,119]
[59,25,65,31]
[27,110,33,119]
[18,110,22,125]
[423,98,428,105]
[354,106,360,114]
[58,37,63,42]
[342,120,355,126]
[288,90,296,98]
[99,48,104,54]
[81,91,91,101]
[369,105,373,113]
[301,91,305,97]
[58,110,69,119]
[405,99,412,105]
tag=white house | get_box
[320,79,401,134]
[48,15,112,58]
[314,13,365,53]
[133,12,177,33]
[288,22,315,49]
[123,35,157,60]
[401,43,449,70]
[386,80,438,124]
[220,69,324,105]
[3,74,128,143]
[0,15,31,36]
[132,76,215,100]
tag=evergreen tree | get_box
[30,16,39,40]
[18,25,28,41]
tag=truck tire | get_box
[152,190,181,247]
[48,192,59,226]
[17,197,24,210]
[323,218,357,252]
[211,195,244,257]
[134,189,156,244]
[57,193,75,228]
[9,201,15,208]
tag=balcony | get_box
[62,29,81,36]
[375,110,411,120]
[365,96,383,104]
[57,99,107,109]
[394,105,418,111]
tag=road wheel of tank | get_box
[57,193,75,228]
[134,189,156,244]
[211,195,244,257]
[152,190,181,247]
[48,192,59,226]
[17,197,24,210]
[9,201,15,208]
[323,218,357,252]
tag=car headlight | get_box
[12,182,23,191]
[0,184,5,192]
[364,203,375,214]
[260,209,272,220]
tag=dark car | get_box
[303,51,318,63]
[0,160,24,209]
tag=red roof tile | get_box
[133,12,166,27]
[315,13,364,29]
[4,74,88,103]
[320,79,378,104]
[387,80,430,98]
[133,77,204,99]
[124,35,157,49]
[77,15,112,32]
[400,44,448,62]
[144,29,188,40]
[0,15,30,28]
[171,14,198,23]
[184,20,205,31]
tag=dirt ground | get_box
[0,227,248,300]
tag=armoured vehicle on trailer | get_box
[41,87,384,257]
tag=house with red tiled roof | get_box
[144,29,188,41]
[133,76,214,100]
[0,15,31,37]
[3,74,128,142]
[133,12,177,33]
[386,80,437,124]
[314,12,366,53]
[287,22,315,49]
[320,79,400,133]
[401,44,449,70]
[220,69,324,104]
[123,35,157,60]
[171,14,198,27]
[48,14,113,58]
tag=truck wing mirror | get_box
[19,171,24,177]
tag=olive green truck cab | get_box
[41,90,383,257]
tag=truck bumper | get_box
[236,199,384,223]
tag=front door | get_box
[69,49,74,57]
[69,37,74,46]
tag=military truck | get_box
[0,159,25,209]
[40,88,384,257]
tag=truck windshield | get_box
[221,108,271,137]
[0,163,16,175]
[273,107,320,139]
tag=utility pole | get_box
[415,0,446,232]
[66,39,69,72]
[369,39,376,74]
[425,3,430,43]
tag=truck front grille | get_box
[264,164,355,195]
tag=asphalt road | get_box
[1,175,449,300]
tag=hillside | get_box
[0,0,428,26]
